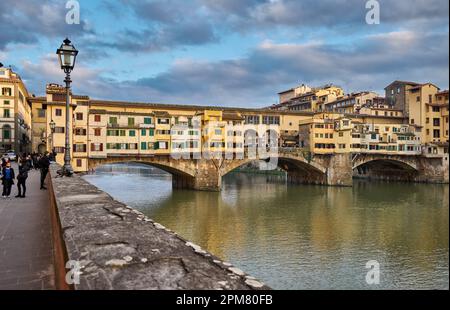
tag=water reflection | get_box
[84,163,449,289]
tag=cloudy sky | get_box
[0,0,448,107]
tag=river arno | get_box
[83,163,449,290]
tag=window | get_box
[429,95,433,103]
[55,127,65,134]
[38,109,46,118]
[410,119,415,125]
[245,115,260,124]
[94,115,101,122]
[156,130,170,135]
[397,87,401,94]
[4,100,10,105]
[141,142,147,150]
[73,144,87,152]
[2,125,11,139]
[215,129,222,135]
[426,129,430,135]
[157,118,169,124]
[129,130,136,137]
[339,132,344,137]
[54,147,65,153]
[3,109,10,118]
[74,128,87,136]
[90,143,103,152]
[128,118,135,126]
[76,159,82,167]
[433,130,440,138]
[149,128,154,136]
[1,88,12,96]
[55,109,62,117]
[144,117,152,124]
[75,113,83,121]
[109,117,117,124]
[432,106,440,112]
[433,118,440,127]
[426,118,430,124]
[416,96,420,102]
[94,128,101,136]
[158,141,168,149]
[141,129,146,136]
[262,116,280,125]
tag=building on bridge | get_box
[29,83,322,172]
[299,113,422,156]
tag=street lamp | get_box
[49,119,56,153]
[56,38,78,176]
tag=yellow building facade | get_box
[0,67,32,154]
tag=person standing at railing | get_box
[38,152,50,190]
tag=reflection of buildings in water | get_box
[150,177,448,274]
[84,164,448,288]
[87,164,448,279]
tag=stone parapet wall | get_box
[48,164,269,290]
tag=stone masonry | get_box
[49,165,270,290]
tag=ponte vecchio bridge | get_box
[87,149,448,191]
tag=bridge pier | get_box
[288,153,353,186]
[171,159,222,191]
[193,159,222,191]
[325,153,353,186]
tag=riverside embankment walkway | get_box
[0,164,55,289]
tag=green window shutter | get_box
[141,142,147,150]
[120,130,126,136]
[128,118,135,126]
[129,130,136,137]
[149,128,154,136]
[144,117,151,124]
[154,142,159,150]
[141,129,146,136]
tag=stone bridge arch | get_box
[352,154,419,181]
[220,154,327,177]
[88,156,198,189]
[352,154,418,171]
[219,153,350,186]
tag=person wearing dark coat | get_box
[16,158,30,198]
[1,162,15,198]
[39,153,50,190]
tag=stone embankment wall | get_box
[48,165,270,290]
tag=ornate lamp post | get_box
[49,119,56,153]
[56,38,78,176]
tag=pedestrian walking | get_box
[32,153,39,170]
[1,162,15,198]
[16,157,30,198]
[39,152,50,190]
